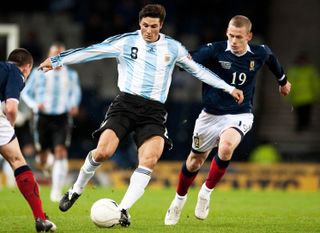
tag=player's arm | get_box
[176,46,243,104]
[5,70,24,126]
[39,38,122,72]
[21,69,38,111]
[4,99,19,126]
[263,45,291,96]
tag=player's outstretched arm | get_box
[279,81,291,96]
[231,88,244,104]
[38,58,53,72]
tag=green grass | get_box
[0,186,319,233]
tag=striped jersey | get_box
[192,41,287,115]
[22,67,81,115]
[50,30,234,103]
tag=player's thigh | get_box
[192,110,221,152]
[94,129,120,160]
[138,135,164,168]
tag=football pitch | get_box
[0,186,319,233]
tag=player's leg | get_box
[59,129,119,211]
[195,113,253,220]
[118,135,164,227]
[165,110,215,225]
[164,150,209,225]
[0,137,56,232]
[50,144,68,202]
[50,115,70,202]
[195,128,242,220]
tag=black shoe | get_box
[119,209,131,227]
[35,217,57,232]
[59,190,81,212]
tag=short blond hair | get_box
[229,15,252,32]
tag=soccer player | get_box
[164,15,291,225]
[38,4,243,227]
[0,48,56,232]
[22,42,82,202]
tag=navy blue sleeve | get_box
[5,68,24,101]
[191,43,216,66]
[262,45,287,86]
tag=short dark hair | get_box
[7,48,33,67]
[139,4,166,24]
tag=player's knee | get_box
[187,156,204,171]
[140,156,158,169]
[218,143,234,160]
[94,147,113,162]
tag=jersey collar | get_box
[225,41,253,57]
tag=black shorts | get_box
[35,113,71,151]
[93,92,173,150]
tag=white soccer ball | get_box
[90,198,121,228]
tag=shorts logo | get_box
[242,124,250,133]
[193,133,202,149]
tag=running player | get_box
[165,15,291,225]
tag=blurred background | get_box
[0,0,319,190]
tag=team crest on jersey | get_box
[164,54,171,63]
[193,133,202,149]
[249,60,255,71]
[219,61,231,69]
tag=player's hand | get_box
[38,58,53,72]
[231,88,244,104]
[279,81,291,96]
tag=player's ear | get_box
[247,32,253,42]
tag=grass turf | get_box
[0,186,319,233]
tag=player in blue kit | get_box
[0,48,56,232]
[38,4,243,227]
[165,15,291,225]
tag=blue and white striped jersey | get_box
[21,67,81,115]
[50,30,234,103]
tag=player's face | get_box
[48,45,65,57]
[226,25,252,55]
[139,17,162,43]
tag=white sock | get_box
[72,151,100,194]
[51,158,68,196]
[173,193,187,208]
[119,166,152,210]
[199,182,214,199]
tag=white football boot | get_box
[164,194,187,225]
[195,194,210,220]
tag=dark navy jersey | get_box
[192,41,286,115]
[0,62,25,102]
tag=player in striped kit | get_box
[38,4,243,226]
[22,42,82,202]
[0,48,56,232]
[165,15,291,225]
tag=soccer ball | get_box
[90,198,121,228]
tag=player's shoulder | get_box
[250,43,272,55]
[200,41,226,52]
[163,33,182,46]
[103,31,139,44]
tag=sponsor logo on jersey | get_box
[219,61,231,69]
[249,60,255,71]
